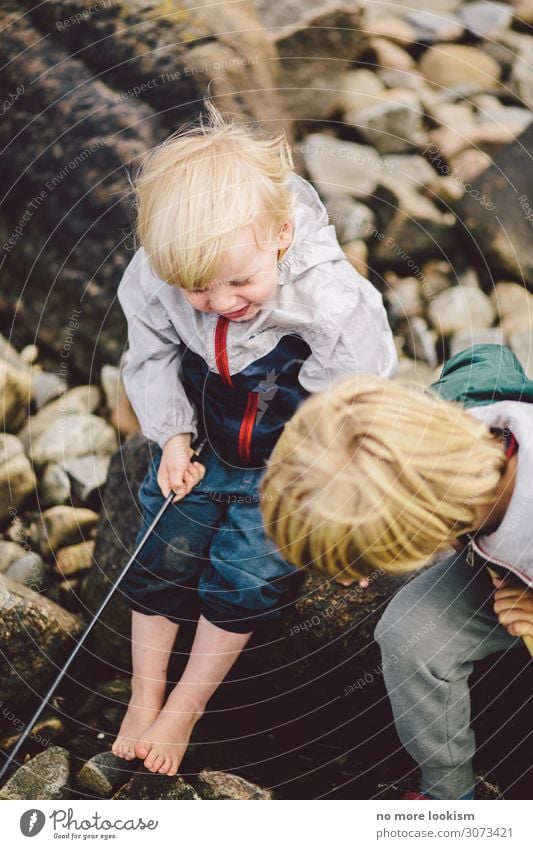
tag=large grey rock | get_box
[356,91,426,155]
[254,0,366,119]
[0,746,71,800]
[1,1,280,379]
[0,575,85,710]
[76,751,134,798]
[195,769,273,799]
[112,772,200,800]
[370,178,456,267]
[455,124,533,286]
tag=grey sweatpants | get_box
[374,550,523,799]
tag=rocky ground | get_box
[1,0,533,800]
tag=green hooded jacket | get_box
[431,344,533,408]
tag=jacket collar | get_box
[467,401,533,586]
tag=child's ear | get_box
[278,217,293,251]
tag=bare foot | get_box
[112,689,165,761]
[134,694,203,776]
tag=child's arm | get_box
[297,272,397,393]
[117,252,199,450]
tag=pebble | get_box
[55,540,95,577]
[38,462,72,508]
[31,371,66,410]
[61,454,111,504]
[335,69,385,117]
[18,385,101,450]
[509,327,533,378]
[368,37,416,73]
[385,274,424,320]
[420,44,501,89]
[491,281,533,321]
[428,286,495,335]
[32,505,100,558]
[0,541,27,574]
[403,316,438,367]
[450,326,504,357]
[5,551,46,590]
[29,413,118,468]
[0,434,36,519]
[0,361,33,433]
[459,1,512,39]
[325,195,375,243]
[301,133,383,199]
[404,9,464,42]
[100,364,139,437]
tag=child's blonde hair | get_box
[134,99,294,289]
[260,374,507,581]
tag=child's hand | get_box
[492,577,533,638]
[158,433,206,503]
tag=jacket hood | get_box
[277,173,346,281]
[467,400,533,586]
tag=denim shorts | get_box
[120,442,299,633]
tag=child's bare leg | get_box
[135,615,252,774]
[112,611,179,760]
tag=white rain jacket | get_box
[117,172,397,465]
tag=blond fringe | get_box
[260,374,506,580]
[134,98,294,288]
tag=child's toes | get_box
[112,740,124,759]
[134,739,152,759]
[145,753,164,772]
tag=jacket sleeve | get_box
[117,259,198,449]
[297,268,398,393]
